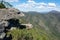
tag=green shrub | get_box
[7,27,56,40]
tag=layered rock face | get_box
[0,8,24,20]
[0,8,25,39]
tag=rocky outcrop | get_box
[21,23,33,29]
[0,8,25,39]
[0,8,25,20]
[0,8,33,39]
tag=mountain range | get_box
[20,10,60,40]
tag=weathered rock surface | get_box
[21,23,33,29]
[0,8,25,39]
[0,8,24,20]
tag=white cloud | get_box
[48,3,56,8]
[4,0,19,2]
[16,0,36,9]
[39,3,47,6]
[28,0,35,3]
[15,0,58,12]
[36,2,47,9]
[37,5,46,9]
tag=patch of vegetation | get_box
[7,27,58,40]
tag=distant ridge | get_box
[48,10,60,14]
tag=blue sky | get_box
[4,0,60,12]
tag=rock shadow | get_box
[5,18,26,30]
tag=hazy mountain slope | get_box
[20,11,60,40]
